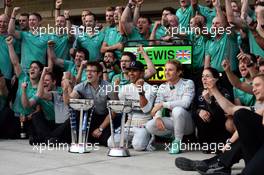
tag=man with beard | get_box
[18,13,29,31]
[107,61,156,151]
[111,46,156,88]
[101,51,120,82]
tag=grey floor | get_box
[0,140,244,175]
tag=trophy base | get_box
[69,143,91,153]
[108,148,130,157]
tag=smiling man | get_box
[67,61,117,146]
[8,7,50,71]
[108,61,156,151]
[146,60,195,154]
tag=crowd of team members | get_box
[0,0,264,174]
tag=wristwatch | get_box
[98,127,104,132]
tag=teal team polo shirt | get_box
[20,31,50,70]
[76,32,105,61]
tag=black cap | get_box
[127,61,145,71]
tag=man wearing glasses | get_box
[66,61,117,146]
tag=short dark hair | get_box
[20,13,29,18]
[30,12,42,21]
[87,61,103,73]
[258,59,264,66]
[139,15,152,24]
[85,13,97,21]
[104,50,117,59]
[76,48,89,61]
[30,61,44,71]
[162,7,176,15]
[45,72,56,81]
[122,52,136,62]
[57,15,65,19]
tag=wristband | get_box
[127,3,133,9]
[55,8,60,10]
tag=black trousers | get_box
[87,113,111,147]
[31,111,71,143]
[70,109,111,147]
[233,109,264,175]
[0,106,20,139]
[194,113,230,145]
[219,140,242,168]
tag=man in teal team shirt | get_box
[0,14,16,83]
[204,0,238,72]
[226,0,264,57]
[120,0,151,46]
[101,6,125,59]
[50,42,89,84]
[49,10,73,61]
[6,36,46,132]
[8,7,50,71]
[75,13,104,61]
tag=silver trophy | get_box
[69,99,94,153]
[107,100,134,157]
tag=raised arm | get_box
[213,0,228,27]
[76,60,87,84]
[36,67,52,101]
[21,82,37,108]
[149,21,161,45]
[222,59,253,94]
[8,7,21,39]
[64,10,75,43]
[133,0,143,25]
[209,85,248,115]
[225,0,246,29]
[4,0,13,18]
[47,40,64,68]
[61,72,74,105]
[55,0,62,19]
[6,36,22,77]
[120,0,136,35]
[137,45,157,79]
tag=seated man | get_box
[176,73,264,175]
[67,61,116,146]
[146,60,195,154]
[28,67,72,144]
[107,61,156,151]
